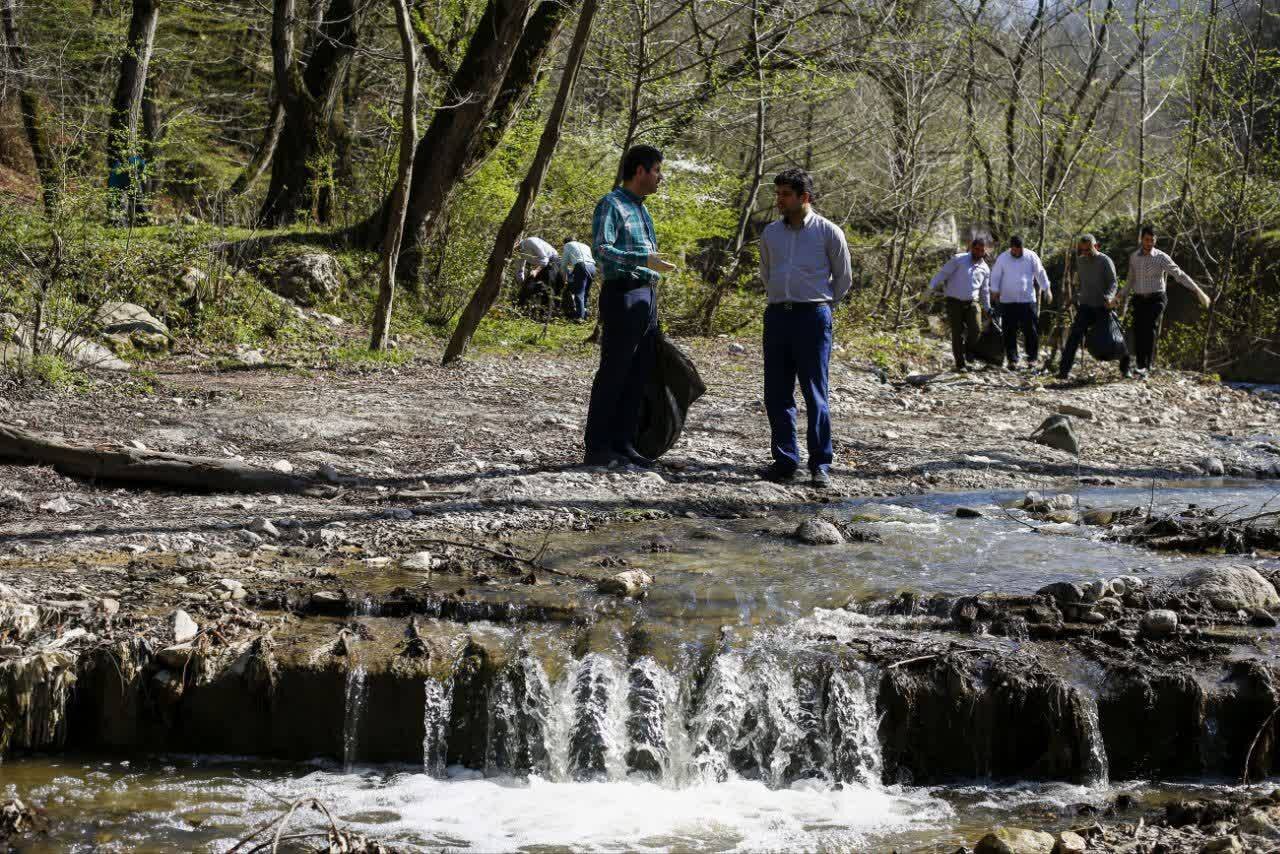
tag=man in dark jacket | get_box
[1057,234,1131,381]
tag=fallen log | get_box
[0,422,337,496]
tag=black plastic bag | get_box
[635,335,707,460]
[1086,311,1128,361]
[968,315,1005,365]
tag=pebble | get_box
[271,459,294,474]
[1082,580,1109,602]
[212,579,246,601]
[728,343,746,355]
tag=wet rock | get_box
[1051,830,1087,854]
[1048,494,1076,510]
[795,518,844,545]
[1139,609,1178,638]
[1080,508,1116,525]
[1078,609,1108,624]
[1038,582,1084,605]
[248,518,279,538]
[0,489,30,510]
[1117,575,1144,595]
[598,570,652,597]
[1030,415,1079,455]
[1093,596,1123,619]
[172,609,198,643]
[1249,608,1278,627]
[402,551,434,572]
[273,253,346,306]
[1181,565,1280,611]
[955,507,985,519]
[974,827,1055,854]
[1200,836,1242,854]
[1239,806,1280,839]
[1200,456,1226,477]
[1043,510,1080,524]
[1082,580,1109,603]
[309,591,346,613]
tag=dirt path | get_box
[3,335,1279,557]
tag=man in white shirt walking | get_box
[757,168,852,488]
[1123,225,1211,374]
[928,235,991,372]
[990,235,1051,370]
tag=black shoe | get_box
[759,464,797,483]
[584,449,628,467]
[1055,372,1070,382]
[811,468,831,488]
[616,444,656,468]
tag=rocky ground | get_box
[4,333,1280,852]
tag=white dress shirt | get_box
[561,241,596,278]
[991,249,1051,304]
[519,237,557,268]
[929,252,991,309]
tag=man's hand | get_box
[1195,286,1212,309]
[647,253,677,273]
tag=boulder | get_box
[1181,565,1280,611]
[598,570,653,597]
[272,253,346,306]
[1200,456,1226,477]
[172,609,198,644]
[1037,582,1084,605]
[1030,415,1079,455]
[402,551,434,572]
[1048,494,1076,510]
[1051,830,1087,854]
[1082,580,1109,603]
[95,302,169,337]
[1140,609,1178,638]
[974,827,1055,854]
[955,507,985,519]
[247,518,279,538]
[12,325,129,371]
[1081,509,1116,526]
[795,518,844,545]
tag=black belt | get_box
[770,300,829,310]
[603,278,654,291]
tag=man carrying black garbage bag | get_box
[582,145,677,468]
[1057,234,1132,381]
[757,167,852,489]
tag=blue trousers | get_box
[584,283,657,453]
[570,263,594,320]
[764,302,833,473]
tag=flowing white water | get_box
[422,678,453,777]
[342,662,368,770]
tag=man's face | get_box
[775,184,808,217]
[1010,244,1023,258]
[1076,241,1094,257]
[1141,233,1155,253]
[635,162,663,195]
[971,240,986,260]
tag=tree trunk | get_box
[229,96,285,196]
[370,0,419,352]
[1,0,58,214]
[1135,0,1147,236]
[386,0,534,289]
[107,0,160,225]
[257,0,367,227]
[442,0,600,365]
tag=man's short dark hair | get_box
[970,231,990,246]
[1010,235,1024,248]
[1078,233,1097,245]
[1140,224,1156,238]
[620,145,663,182]
[774,168,816,203]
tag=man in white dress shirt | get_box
[928,235,991,372]
[990,235,1051,370]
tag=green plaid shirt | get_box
[592,187,659,285]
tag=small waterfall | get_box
[825,666,884,787]
[689,652,752,782]
[568,654,630,781]
[342,662,368,770]
[1078,691,1110,786]
[486,653,552,775]
[626,657,684,778]
[423,678,454,777]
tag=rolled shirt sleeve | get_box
[1160,252,1199,292]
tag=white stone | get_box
[271,459,294,474]
[39,496,76,514]
[598,570,653,597]
[402,551,434,572]
[172,609,199,644]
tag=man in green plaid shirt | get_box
[584,145,677,468]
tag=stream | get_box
[3,480,1279,852]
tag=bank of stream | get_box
[5,480,1280,852]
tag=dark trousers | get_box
[1130,292,1167,370]
[1060,304,1131,377]
[570,263,594,320]
[999,302,1039,364]
[764,302,833,473]
[945,297,981,367]
[584,283,658,453]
